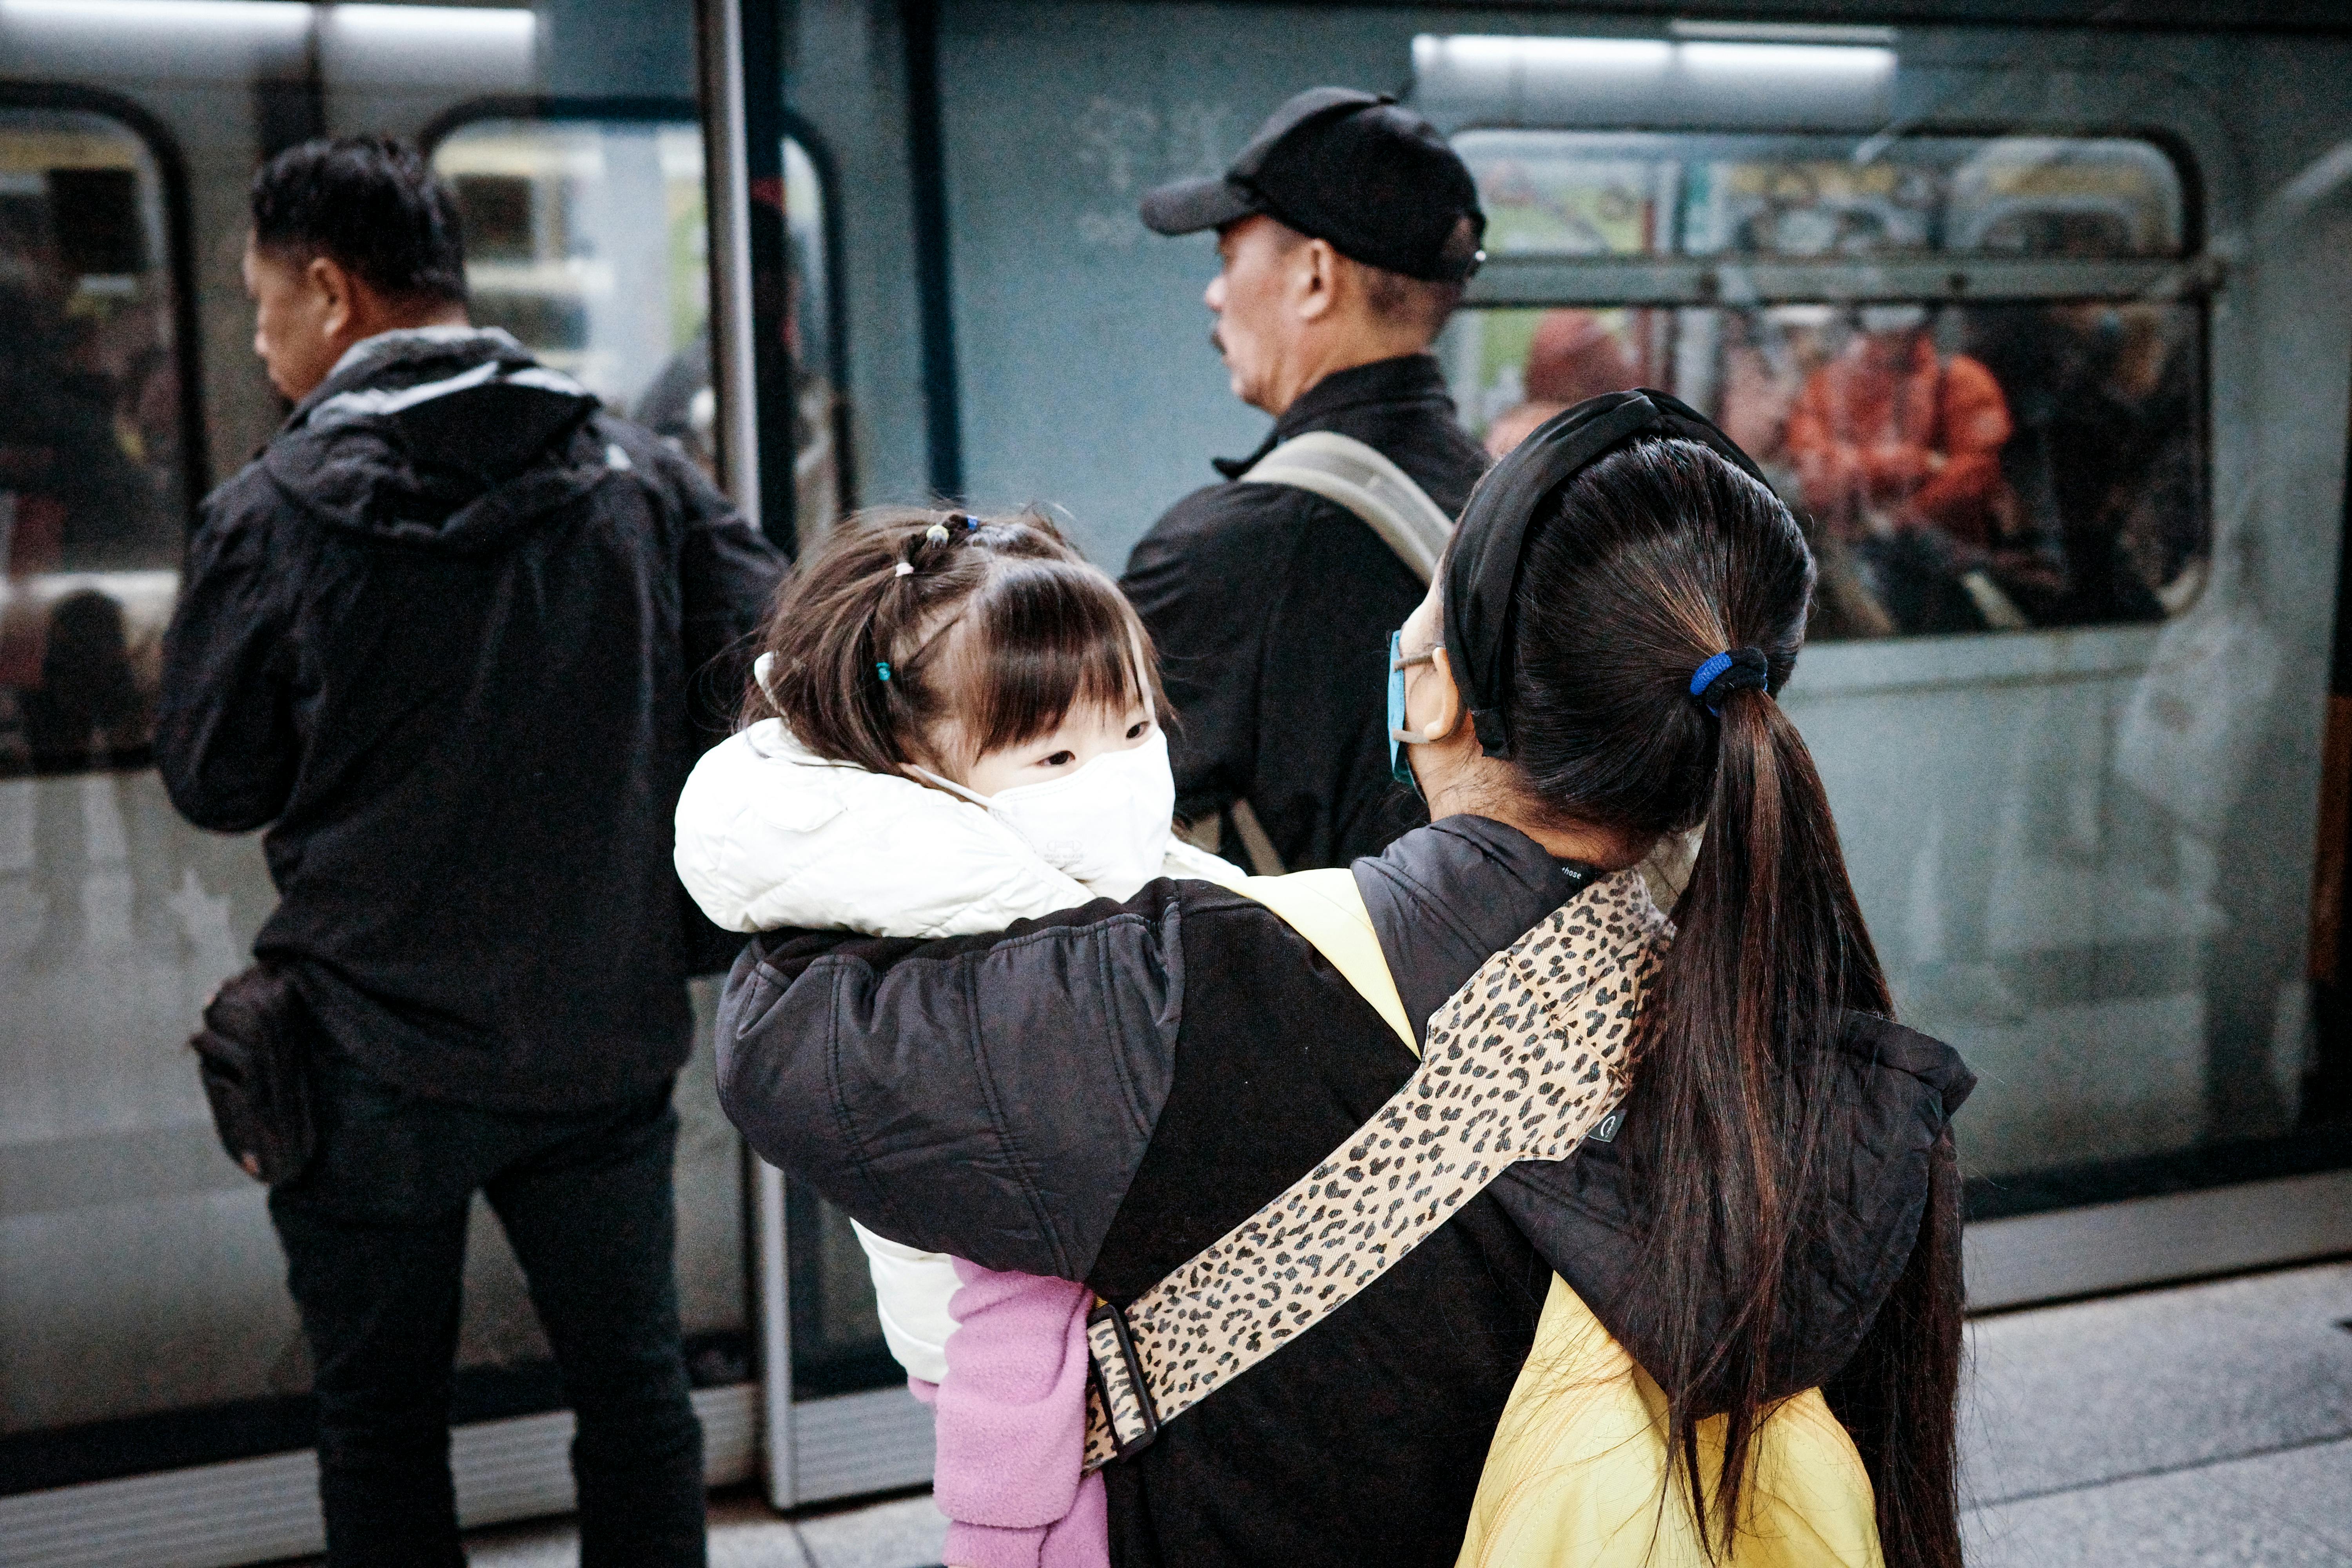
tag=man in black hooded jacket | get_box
[156,137,782,1567]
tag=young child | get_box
[674,508,1240,1568]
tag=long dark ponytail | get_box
[1499,436,1963,1567]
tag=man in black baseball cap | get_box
[1120,87,1490,872]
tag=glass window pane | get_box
[783,136,842,541]
[1448,300,2207,638]
[1455,130,2186,259]
[788,1180,900,1399]
[433,120,846,544]
[1682,149,1944,258]
[0,107,188,780]
[434,118,712,439]
[1452,131,1675,256]
[1949,139,2186,258]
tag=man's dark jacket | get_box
[1121,353,1487,871]
[158,328,784,1112]
[717,817,1973,1566]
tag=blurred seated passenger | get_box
[2045,303,2192,623]
[2100,306,2203,612]
[23,588,143,768]
[1715,309,1807,468]
[1785,305,2017,634]
[1483,309,1638,457]
[1961,301,2191,629]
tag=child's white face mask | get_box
[913,728,1176,897]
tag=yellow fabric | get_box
[1459,1277,1883,1568]
[1238,870,1883,1568]
[1238,869,1418,1055]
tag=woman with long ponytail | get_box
[717,391,1971,1568]
[1448,399,1969,1565]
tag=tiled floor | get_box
[466,1491,947,1568]
[1962,1260,2352,1568]
[468,1260,2352,1568]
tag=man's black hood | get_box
[263,327,607,555]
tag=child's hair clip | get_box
[955,512,981,531]
[923,522,951,546]
[893,561,914,577]
[875,661,893,682]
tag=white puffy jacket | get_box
[674,718,1243,1380]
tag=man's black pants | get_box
[269,1048,706,1567]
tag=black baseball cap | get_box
[1139,87,1486,283]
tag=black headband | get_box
[1442,389,1772,759]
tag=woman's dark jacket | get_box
[718,816,1972,1567]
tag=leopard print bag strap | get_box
[1081,868,1671,1471]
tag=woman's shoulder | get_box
[1832,1010,1976,1120]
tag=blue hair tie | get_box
[875,661,892,683]
[1690,648,1769,714]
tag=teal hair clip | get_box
[875,661,892,682]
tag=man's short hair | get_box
[1361,267,1464,341]
[250,136,466,305]
[1267,217,1465,343]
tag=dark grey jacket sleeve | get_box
[155,481,299,833]
[632,428,784,737]
[715,887,1187,1280]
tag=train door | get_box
[698,0,938,1509]
[1411,29,2352,1303]
[0,2,872,1561]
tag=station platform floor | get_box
[459,1258,2352,1568]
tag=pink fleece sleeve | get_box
[929,1258,1109,1568]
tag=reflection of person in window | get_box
[0,268,169,576]
[1717,309,1891,640]
[1785,305,2015,633]
[23,588,144,763]
[2049,303,2196,620]
[23,587,158,966]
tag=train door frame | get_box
[399,41,906,1516]
[704,0,936,1506]
[1417,34,2352,1309]
[4,47,790,1568]
[413,76,909,1512]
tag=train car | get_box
[3,2,2349,1563]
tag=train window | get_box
[1460,130,2185,259]
[0,104,188,779]
[1472,137,1676,256]
[430,116,845,537]
[1448,131,2204,639]
[433,117,713,426]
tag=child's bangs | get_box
[955,559,1152,758]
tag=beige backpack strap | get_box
[1082,869,1668,1471]
[1241,430,1455,584]
[1236,868,1416,1055]
[1222,432,1452,875]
